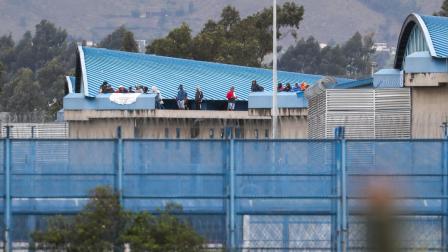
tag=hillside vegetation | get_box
[0,0,442,44]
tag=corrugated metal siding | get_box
[81,47,352,100]
[0,123,69,138]
[308,89,411,139]
[421,15,448,58]
[326,89,375,139]
[375,89,411,138]
[307,91,326,139]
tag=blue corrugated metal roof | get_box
[421,15,448,58]
[333,78,373,89]
[373,69,402,88]
[79,46,352,100]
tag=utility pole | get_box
[272,0,278,139]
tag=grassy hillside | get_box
[0,0,442,45]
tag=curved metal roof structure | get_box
[395,13,448,69]
[76,46,352,100]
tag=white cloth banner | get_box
[109,93,141,105]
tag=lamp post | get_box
[272,0,278,139]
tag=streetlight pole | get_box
[272,0,278,139]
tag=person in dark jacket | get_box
[195,86,204,110]
[115,86,128,93]
[176,84,188,110]
[284,83,292,92]
[99,81,108,93]
[277,83,284,92]
[251,80,264,92]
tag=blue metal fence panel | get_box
[1,139,448,251]
[10,140,116,214]
[346,140,447,250]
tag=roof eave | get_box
[77,46,92,98]
[394,13,438,69]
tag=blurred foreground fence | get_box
[1,134,448,251]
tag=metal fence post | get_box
[116,127,124,204]
[341,135,348,252]
[228,139,236,251]
[334,127,347,252]
[4,126,12,252]
[442,123,448,250]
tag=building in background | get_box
[61,13,448,140]
[136,39,147,53]
[64,46,354,139]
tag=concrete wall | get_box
[412,85,448,138]
[66,109,308,139]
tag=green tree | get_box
[1,68,44,113]
[279,32,375,78]
[320,45,346,76]
[122,31,138,52]
[0,34,15,69]
[343,32,375,78]
[123,203,205,252]
[32,186,129,251]
[99,26,138,52]
[32,187,206,252]
[278,37,322,73]
[436,0,448,16]
[13,31,34,71]
[147,22,193,59]
[148,2,304,67]
[32,20,68,71]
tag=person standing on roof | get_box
[292,83,301,92]
[176,84,188,110]
[195,86,204,110]
[226,86,237,111]
[300,82,310,91]
[251,80,264,92]
[277,83,284,92]
[152,86,164,109]
[99,81,108,93]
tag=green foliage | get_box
[122,31,139,52]
[32,187,206,252]
[147,2,304,67]
[123,203,205,252]
[436,0,448,16]
[32,20,68,71]
[147,23,193,58]
[1,68,44,113]
[33,186,129,251]
[279,32,375,78]
[99,26,139,52]
[0,20,75,119]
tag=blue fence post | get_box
[442,123,448,250]
[4,126,12,252]
[334,127,347,252]
[116,127,124,204]
[228,139,236,251]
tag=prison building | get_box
[63,46,354,139]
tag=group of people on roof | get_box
[250,80,310,93]
[277,82,309,92]
[98,79,308,111]
[99,81,152,94]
